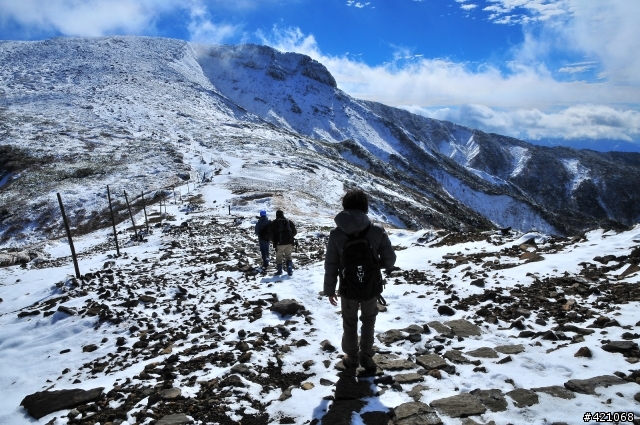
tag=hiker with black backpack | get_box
[269,209,297,276]
[255,210,271,270]
[324,189,396,370]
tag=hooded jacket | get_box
[323,209,396,297]
[255,216,271,241]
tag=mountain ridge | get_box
[0,36,639,247]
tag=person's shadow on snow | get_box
[311,365,393,425]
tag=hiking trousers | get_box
[275,244,293,265]
[340,296,378,358]
[259,240,270,264]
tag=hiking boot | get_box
[359,352,376,371]
[286,260,293,276]
[262,260,269,269]
[275,264,283,275]
[343,355,359,369]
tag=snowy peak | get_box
[0,36,639,248]
[197,43,336,88]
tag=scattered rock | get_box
[430,393,487,418]
[82,344,98,353]
[470,389,508,412]
[372,353,416,371]
[377,329,405,344]
[394,373,424,384]
[564,375,627,395]
[320,340,336,352]
[407,384,428,402]
[494,345,525,355]
[437,305,456,316]
[574,347,593,358]
[443,350,471,364]
[506,388,539,407]
[445,319,482,337]
[532,386,576,400]
[20,388,104,419]
[416,354,448,370]
[156,413,192,425]
[601,341,639,353]
[393,401,442,425]
[466,347,499,358]
[270,299,304,316]
[161,387,181,399]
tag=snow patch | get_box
[561,158,590,192]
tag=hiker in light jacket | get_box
[255,210,271,269]
[269,210,297,276]
[324,189,396,370]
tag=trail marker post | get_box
[141,191,149,233]
[56,193,81,278]
[123,190,139,241]
[106,185,120,256]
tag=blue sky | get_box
[1,0,639,152]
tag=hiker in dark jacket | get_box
[269,209,297,276]
[255,210,271,269]
[324,189,396,370]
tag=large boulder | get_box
[564,375,627,395]
[393,402,442,425]
[270,299,304,316]
[20,388,104,419]
[430,393,486,418]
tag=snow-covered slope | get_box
[1,36,639,250]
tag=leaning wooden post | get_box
[141,190,149,233]
[123,190,139,240]
[106,185,120,256]
[56,193,81,278]
[228,204,230,215]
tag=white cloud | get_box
[187,2,243,44]
[0,0,242,42]
[346,1,371,8]
[0,0,179,37]
[403,104,640,142]
[259,26,640,109]
[258,25,640,144]
[460,4,478,11]
[483,0,571,24]
[557,63,596,74]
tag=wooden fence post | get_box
[56,193,81,278]
[141,191,149,233]
[106,185,120,256]
[123,190,139,240]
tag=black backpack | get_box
[339,225,384,302]
[276,218,293,245]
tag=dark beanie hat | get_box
[276,210,284,218]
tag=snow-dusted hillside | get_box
[1,36,639,250]
[2,177,640,424]
[2,35,640,425]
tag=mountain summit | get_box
[0,36,639,246]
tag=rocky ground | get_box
[4,210,640,425]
